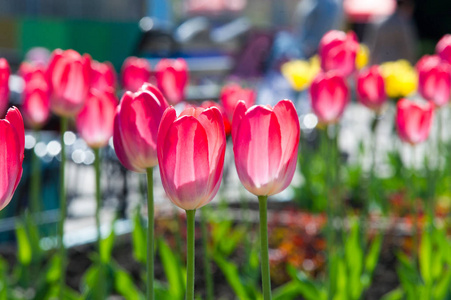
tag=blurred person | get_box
[364,0,418,64]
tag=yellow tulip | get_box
[380,60,418,98]
[281,57,320,91]
[356,44,370,70]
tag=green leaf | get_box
[100,223,116,263]
[433,269,451,300]
[364,234,382,275]
[344,220,363,299]
[272,280,302,300]
[287,266,322,300]
[219,225,247,256]
[419,229,432,285]
[15,222,32,266]
[159,238,185,299]
[113,265,144,300]
[132,210,147,264]
[213,252,251,300]
[380,287,404,300]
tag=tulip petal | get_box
[231,100,248,145]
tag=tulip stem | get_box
[258,195,272,300]
[186,209,196,300]
[94,148,106,299]
[58,116,68,299]
[31,130,42,215]
[200,207,214,300]
[408,145,419,262]
[146,167,155,300]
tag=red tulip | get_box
[47,49,91,117]
[200,100,231,136]
[0,58,10,117]
[76,89,117,149]
[436,34,451,65]
[22,77,50,129]
[319,30,359,77]
[91,60,116,92]
[155,58,189,105]
[356,66,386,111]
[396,98,434,145]
[232,100,300,196]
[0,107,24,210]
[310,71,349,124]
[416,55,451,107]
[19,62,48,87]
[113,85,168,173]
[157,106,226,210]
[219,83,256,123]
[121,57,151,92]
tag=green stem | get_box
[186,209,196,300]
[200,207,213,300]
[258,195,272,300]
[323,127,333,299]
[94,148,105,299]
[146,168,155,300]
[58,116,68,299]
[31,130,42,215]
[408,145,419,262]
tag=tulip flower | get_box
[157,105,226,300]
[396,98,434,145]
[200,100,231,136]
[356,66,386,112]
[90,60,116,92]
[380,60,417,99]
[281,56,320,91]
[19,61,48,87]
[22,77,50,129]
[232,99,300,299]
[155,58,189,105]
[319,30,359,77]
[76,88,117,149]
[47,49,91,117]
[121,57,151,92]
[0,107,24,211]
[310,71,349,125]
[219,83,256,123]
[113,86,168,173]
[436,34,451,65]
[416,55,451,107]
[0,58,10,117]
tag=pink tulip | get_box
[200,100,232,136]
[310,71,349,124]
[19,62,48,87]
[0,58,10,117]
[0,107,24,210]
[232,100,300,196]
[76,89,117,149]
[91,60,116,92]
[396,98,434,145]
[416,55,451,107]
[155,58,189,105]
[121,57,151,92]
[22,77,50,129]
[157,106,226,210]
[319,30,359,77]
[113,85,168,173]
[356,66,386,111]
[436,34,451,65]
[219,83,256,123]
[47,49,91,117]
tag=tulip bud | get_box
[113,85,168,173]
[219,83,256,123]
[47,49,91,117]
[157,106,226,210]
[356,66,386,112]
[0,58,10,117]
[310,71,349,125]
[232,100,300,196]
[76,89,117,149]
[155,58,189,105]
[416,55,451,107]
[396,98,434,145]
[436,34,451,65]
[121,57,151,92]
[91,60,117,92]
[22,78,50,129]
[319,30,359,77]
[0,107,24,210]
